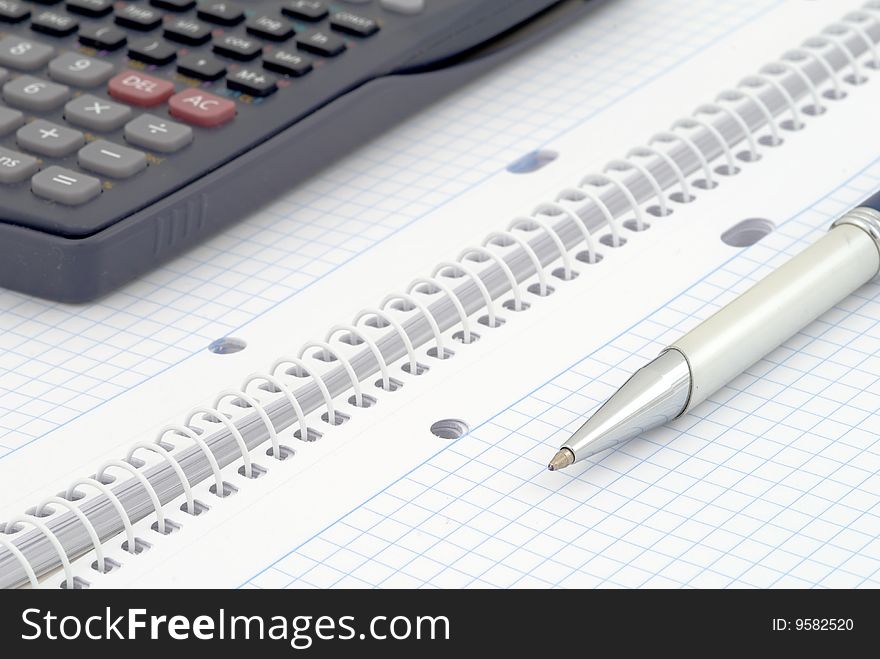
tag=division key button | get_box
[124,113,192,152]
[32,166,101,205]
[108,70,175,106]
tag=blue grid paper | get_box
[244,161,880,589]
[0,0,779,459]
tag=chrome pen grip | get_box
[672,209,880,412]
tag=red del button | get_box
[108,71,176,107]
[168,89,236,128]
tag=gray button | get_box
[0,67,7,86]
[17,120,84,157]
[48,53,115,88]
[0,146,39,184]
[3,76,70,112]
[32,166,101,206]
[124,114,192,153]
[78,140,147,179]
[65,94,132,132]
[380,0,424,14]
[0,106,24,136]
[0,36,55,71]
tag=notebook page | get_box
[238,169,880,589]
[0,0,782,465]
[80,0,880,587]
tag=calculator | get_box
[0,0,594,301]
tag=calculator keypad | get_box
[0,0,433,229]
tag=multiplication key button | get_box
[32,166,101,205]
[124,113,192,152]
[65,94,132,131]
[0,146,38,184]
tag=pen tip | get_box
[548,448,574,471]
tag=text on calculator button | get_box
[169,88,235,127]
[108,70,175,106]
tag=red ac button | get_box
[168,88,236,128]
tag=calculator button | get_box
[64,94,131,131]
[78,139,146,178]
[0,36,55,71]
[197,1,243,26]
[128,38,177,66]
[297,29,345,57]
[108,70,175,106]
[31,10,79,37]
[169,88,235,127]
[32,166,101,205]
[0,146,38,184]
[79,24,127,50]
[226,68,276,96]
[380,0,424,14]
[177,53,225,80]
[115,5,162,31]
[66,0,113,18]
[0,0,30,23]
[17,119,84,157]
[48,53,115,87]
[151,0,195,11]
[212,34,261,60]
[282,1,327,21]
[0,106,24,135]
[124,113,192,152]
[164,18,212,46]
[262,49,312,77]
[330,11,378,37]
[0,66,6,86]
[3,76,69,111]
[246,15,294,42]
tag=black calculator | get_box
[0,0,594,301]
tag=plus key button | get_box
[168,88,236,127]
[108,71,175,107]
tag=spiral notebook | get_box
[3,0,880,589]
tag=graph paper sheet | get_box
[240,162,880,589]
[0,0,782,462]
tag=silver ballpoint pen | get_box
[549,202,880,471]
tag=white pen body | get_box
[672,222,880,412]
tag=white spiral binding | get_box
[844,12,880,68]
[96,460,166,534]
[766,59,824,115]
[821,27,868,83]
[127,441,196,513]
[4,6,880,588]
[6,516,74,589]
[36,496,107,574]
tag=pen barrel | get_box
[673,220,880,412]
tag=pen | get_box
[548,197,880,471]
